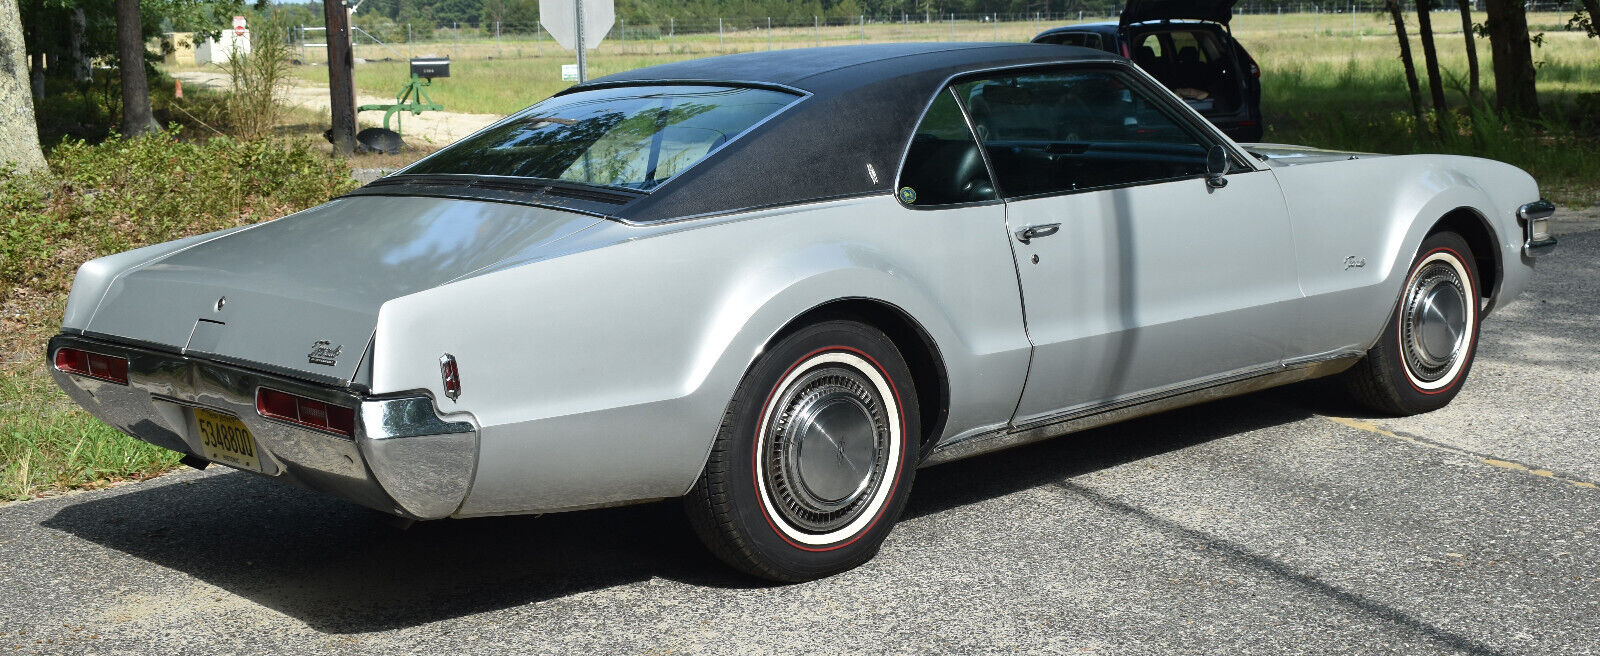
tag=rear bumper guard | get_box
[1518,199,1557,257]
[47,334,478,520]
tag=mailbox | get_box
[410,57,450,80]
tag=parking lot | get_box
[3,214,1596,655]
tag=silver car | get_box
[49,43,1556,581]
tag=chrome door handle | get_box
[1016,223,1060,244]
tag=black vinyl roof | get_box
[572,43,1123,222]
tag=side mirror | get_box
[1205,144,1230,189]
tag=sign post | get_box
[539,0,614,83]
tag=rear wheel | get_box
[1344,231,1481,415]
[685,320,919,582]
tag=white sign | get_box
[232,15,247,37]
[561,64,579,81]
[539,0,613,51]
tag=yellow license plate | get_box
[194,408,263,473]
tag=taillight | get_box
[439,354,461,400]
[1120,42,1130,58]
[256,388,356,437]
[1250,62,1261,78]
[54,348,129,385]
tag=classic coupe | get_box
[50,43,1556,581]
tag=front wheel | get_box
[684,320,919,582]
[1344,231,1481,415]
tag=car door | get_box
[954,65,1302,426]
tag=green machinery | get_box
[357,57,449,137]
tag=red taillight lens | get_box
[439,354,461,400]
[1250,62,1261,78]
[256,388,356,437]
[54,348,129,385]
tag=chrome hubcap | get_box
[764,366,889,534]
[1402,261,1470,381]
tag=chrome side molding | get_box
[921,353,1362,467]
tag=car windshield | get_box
[403,85,801,191]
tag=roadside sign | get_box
[539,0,613,51]
[232,15,247,37]
[540,0,613,82]
[561,64,579,81]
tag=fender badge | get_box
[1344,256,1366,270]
[866,163,880,185]
[308,340,343,366]
[898,187,917,204]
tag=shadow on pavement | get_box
[42,388,1320,634]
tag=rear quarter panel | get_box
[370,195,1033,516]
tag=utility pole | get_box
[323,0,357,156]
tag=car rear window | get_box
[403,85,801,191]
[1040,31,1107,52]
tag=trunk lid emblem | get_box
[308,340,343,366]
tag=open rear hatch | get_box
[1120,0,1238,26]
[79,195,600,385]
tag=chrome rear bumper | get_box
[47,334,478,520]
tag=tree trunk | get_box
[68,7,88,84]
[1387,0,1424,122]
[114,0,156,136]
[1415,0,1448,132]
[1484,0,1539,119]
[0,0,46,172]
[1456,0,1482,106]
[323,0,357,155]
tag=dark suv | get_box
[1033,0,1263,142]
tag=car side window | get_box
[954,69,1210,199]
[896,88,999,207]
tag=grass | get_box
[0,371,179,501]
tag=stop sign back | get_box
[539,0,613,51]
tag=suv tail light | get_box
[256,388,356,437]
[54,348,129,385]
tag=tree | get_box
[113,0,156,135]
[1386,0,1424,123]
[1484,0,1538,119]
[1414,0,1447,131]
[1570,0,1598,38]
[1455,0,1481,105]
[0,0,46,171]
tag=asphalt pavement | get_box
[2,216,1596,655]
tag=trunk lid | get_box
[1121,0,1239,27]
[83,195,600,385]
